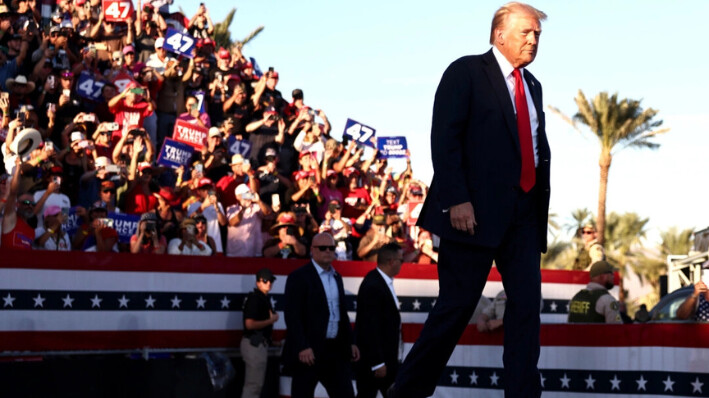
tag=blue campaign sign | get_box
[108,212,140,244]
[163,28,196,58]
[249,57,263,79]
[194,90,206,114]
[227,136,252,158]
[62,207,81,237]
[76,72,106,100]
[157,138,195,169]
[343,118,376,147]
[377,136,408,158]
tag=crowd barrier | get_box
[1,249,707,397]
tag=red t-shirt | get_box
[1,216,35,250]
[339,187,371,219]
[109,98,153,138]
[124,184,158,215]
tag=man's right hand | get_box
[374,365,387,378]
[693,281,707,298]
[450,202,476,235]
[298,348,315,366]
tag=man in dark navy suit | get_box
[283,232,360,398]
[389,3,551,398]
[355,242,403,398]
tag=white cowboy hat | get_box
[10,128,41,157]
[5,75,36,91]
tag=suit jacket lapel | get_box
[307,262,329,313]
[482,50,519,153]
[523,72,543,124]
[373,270,401,322]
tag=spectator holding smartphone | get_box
[225,184,271,257]
[130,212,166,254]
[34,205,70,251]
[73,206,119,252]
[262,212,306,259]
[168,218,212,256]
[187,3,214,39]
[186,177,226,254]
[108,82,155,134]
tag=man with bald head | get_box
[283,232,360,397]
[390,3,551,397]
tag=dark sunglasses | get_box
[259,278,273,284]
[313,245,336,252]
[102,189,116,194]
[20,200,35,206]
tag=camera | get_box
[242,192,255,201]
[285,226,296,236]
[98,218,114,228]
[328,203,340,214]
[105,164,121,174]
[268,113,280,122]
[144,221,156,232]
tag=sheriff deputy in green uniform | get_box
[568,260,622,323]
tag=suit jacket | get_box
[354,268,401,371]
[417,49,551,251]
[282,261,353,367]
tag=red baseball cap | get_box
[217,48,230,59]
[196,177,213,189]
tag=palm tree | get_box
[212,8,264,50]
[549,91,669,245]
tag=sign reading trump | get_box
[157,138,194,169]
[172,120,208,150]
[377,136,408,158]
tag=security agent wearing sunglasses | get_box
[282,232,360,398]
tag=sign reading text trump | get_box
[377,136,408,158]
[172,119,208,150]
[108,213,140,243]
[342,118,376,148]
[157,138,194,169]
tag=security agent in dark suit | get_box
[355,243,403,398]
[283,232,360,398]
[389,3,550,398]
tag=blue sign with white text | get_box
[343,118,376,147]
[227,136,252,158]
[108,212,140,244]
[163,28,196,58]
[377,136,408,158]
[157,138,195,169]
[76,72,106,101]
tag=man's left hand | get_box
[351,344,360,362]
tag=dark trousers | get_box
[290,340,355,398]
[392,189,542,398]
[356,363,397,398]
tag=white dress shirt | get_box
[492,46,540,166]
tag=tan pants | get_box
[240,337,268,398]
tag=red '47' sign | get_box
[103,0,133,22]
[172,119,208,151]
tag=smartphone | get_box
[107,122,120,131]
[78,140,90,149]
[271,193,280,208]
[62,89,71,97]
[145,221,156,232]
[130,88,145,95]
[18,111,25,124]
[703,269,709,285]
[98,218,114,228]
[47,75,55,88]
[185,225,196,235]
[105,164,121,173]
[52,176,62,185]
[268,66,274,73]
[48,103,56,113]
[83,114,96,123]
[194,163,203,173]
[44,141,54,152]
[190,103,199,111]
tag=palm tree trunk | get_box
[597,149,612,246]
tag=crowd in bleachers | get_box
[0,0,438,263]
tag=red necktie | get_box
[513,68,535,192]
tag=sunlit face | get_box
[311,233,336,267]
[495,11,541,68]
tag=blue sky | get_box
[183,0,709,243]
